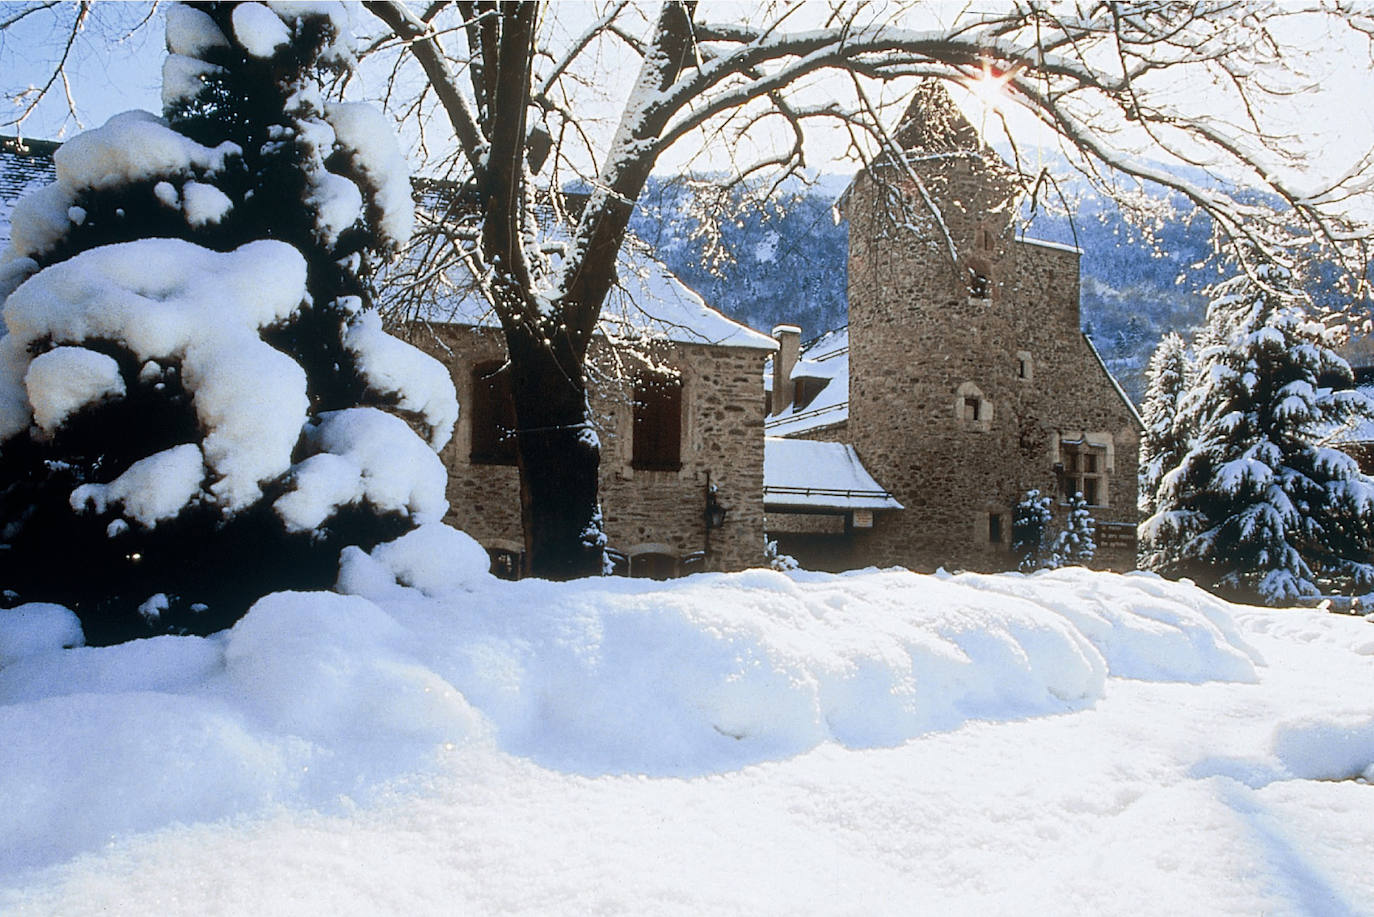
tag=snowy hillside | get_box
[630,176,1224,404]
[3,527,1374,914]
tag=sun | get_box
[965,60,1015,112]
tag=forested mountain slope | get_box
[630,176,1225,404]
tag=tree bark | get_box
[506,322,603,579]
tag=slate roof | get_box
[0,136,59,249]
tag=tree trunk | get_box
[507,323,604,579]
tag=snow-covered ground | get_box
[3,527,1373,915]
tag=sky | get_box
[4,3,1374,203]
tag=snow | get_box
[0,604,83,664]
[180,180,232,226]
[1,238,310,513]
[344,310,457,450]
[273,408,448,532]
[326,102,414,248]
[6,111,239,258]
[5,557,1374,913]
[164,3,229,57]
[764,326,850,436]
[161,53,223,109]
[409,207,774,351]
[307,169,364,246]
[23,345,126,434]
[70,444,205,527]
[231,2,291,59]
[764,436,902,511]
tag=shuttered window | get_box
[632,372,682,471]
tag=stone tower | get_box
[842,81,1140,571]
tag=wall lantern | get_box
[705,479,730,529]
[703,471,730,561]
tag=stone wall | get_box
[410,324,770,574]
[842,157,1140,574]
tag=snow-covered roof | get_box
[764,436,901,512]
[0,137,59,249]
[405,194,774,351]
[765,326,850,436]
[1,146,770,352]
[1019,235,1082,256]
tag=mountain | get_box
[629,174,1226,404]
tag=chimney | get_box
[771,324,801,415]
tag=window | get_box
[1016,350,1032,382]
[792,376,830,413]
[955,381,992,430]
[633,371,683,471]
[470,361,517,465]
[1060,441,1108,506]
[968,269,991,299]
[988,513,1003,544]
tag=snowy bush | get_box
[1052,492,1097,567]
[1140,255,1374,603]
[1012,489,1054,572]
[0,2,456,642]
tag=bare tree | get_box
[7,1,1374,579]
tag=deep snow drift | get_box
[2,530,1373,914]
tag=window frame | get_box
[632,370,684,472]
[1059,441,1109,507]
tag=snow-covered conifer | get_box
[1138,332,1192,521]
[0,2,455,642]
[1053,492,1096,567]
[1012,489,1054,572]
[1141,254,1374,603]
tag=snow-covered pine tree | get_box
[1138,332,1192,522]
[1012,489,1054,573]
[1141,253,1374,603]
[0,2,456,643]
[1053,492,1097,567]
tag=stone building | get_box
[764,83,1142,572]
[401,234,776,578]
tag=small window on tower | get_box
[1016,350,1033,383]
[955,381,992,430]
[988,512,1003,544]
[968,271,991,299]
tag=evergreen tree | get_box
[1012,489,1055,572]
[1141,254,1374,604]
[0,2,456,643]
[1138,331,1193,521]
[1053,492,1097,567]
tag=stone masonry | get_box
[809,82,1141,571]
[411,323,771,575]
